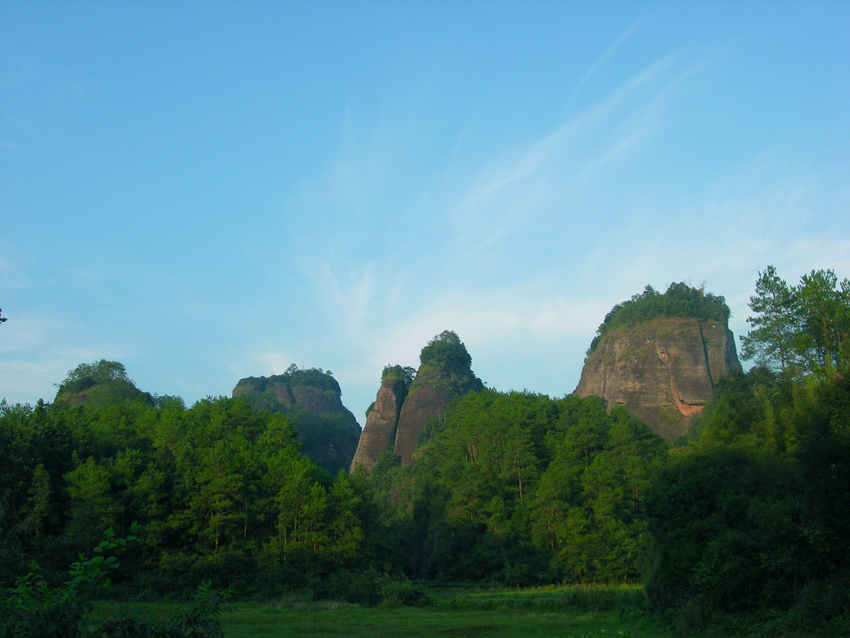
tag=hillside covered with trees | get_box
[2,266,850,637]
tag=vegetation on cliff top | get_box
[236,364,341,395]
[364,365,417,419]
[382,364,416,386]
[419,330,473,369]
[54,359,156,409]
[586,282,731,358]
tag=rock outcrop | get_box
[393,360,483,462]
[349,373,407,471]
[351,331,483,469]
[233,367,361,474]
[575,316,740,442]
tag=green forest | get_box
[2,267,850,637]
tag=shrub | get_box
[1,527,137,638]
[0,527,226,638]
[378,576,431,608]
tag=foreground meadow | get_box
[93,585,674,638]
[218,606,666,638]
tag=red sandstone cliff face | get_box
[575,317,740,442]
[393,361,483,463]
[352,354,483,470]
[350,376,406,471]
[233,379,294,407]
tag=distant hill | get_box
[233,365,361,474]
[54,359,154,409]
[575,283,741,441]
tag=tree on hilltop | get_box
[419,330,472,369]
[739,266,797,374]
[57,360,133,395]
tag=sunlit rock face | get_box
[575,317,741,442]
[350,375,406,472]
[353,332,484,469]
[392,361,483,463]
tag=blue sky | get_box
[1,1,848,424]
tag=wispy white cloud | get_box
[567,7,662,107]
[0,313,58,353]
[271,52,715,416]
[444,54,696,280]
[269,25,847,422]
[299,258,381,338]
[0,243,37,292]
[0,359,61,404]
[287,52,698,344]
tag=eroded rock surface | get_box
[352,331,483,469]
[575,317,740,441]
[350,375,406,471]
[393,361,483,463]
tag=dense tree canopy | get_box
[645,370,850,633]
[370,389,667,585]
[643,267,850,634]
[0,394,375,599]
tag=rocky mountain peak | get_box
[575,284,741,441]
[351,331,483,469]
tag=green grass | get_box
[93,585,673,638]
[219,606,665,638]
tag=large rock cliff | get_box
[351,331,483,469]
[233,366,361,474]
[393,360,483,462]
[575,316,740,441]
[349,372,407,471]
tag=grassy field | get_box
[93,585,675,638]
[217,605,669,638]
